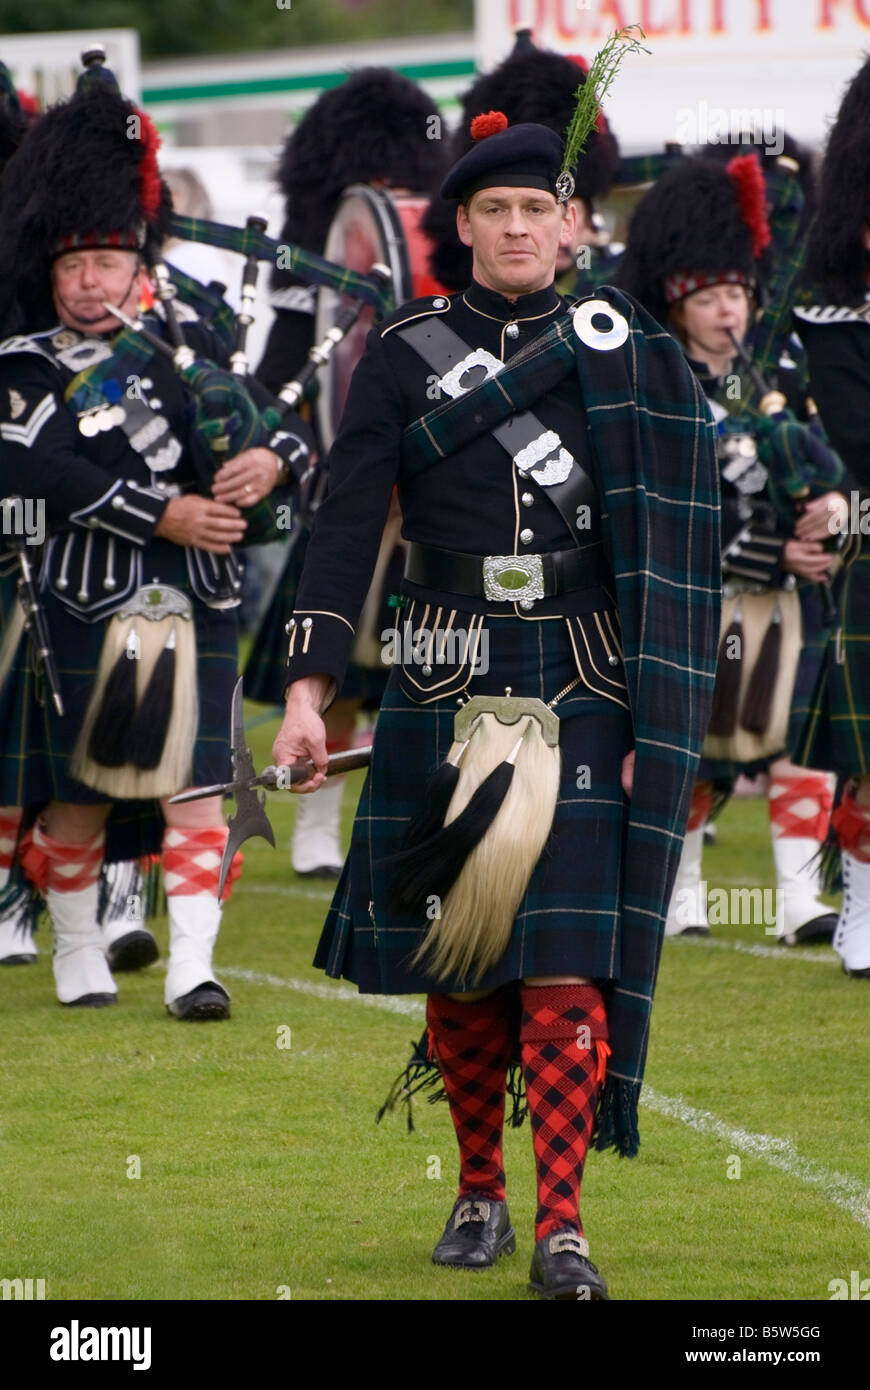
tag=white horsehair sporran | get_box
[72,583,198,798]
[409,688,564,986]
[702,586,802,764]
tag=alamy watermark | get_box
[1,1276,46,1300]
[673,880,785,934]
[0,496,45,546]
[828,491,870,535]
[674,102,784,157]
[380,621,489,675]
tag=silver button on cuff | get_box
[519,528,534,544]
[422,664,432,676]
[519,598,534,611]
[301,617,313,630]
[608,654,619,666]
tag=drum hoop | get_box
[315,184,415,449]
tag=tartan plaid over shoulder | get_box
[405,287,721,1153]
[579,288,720,1151]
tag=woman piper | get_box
[617,152,846,943]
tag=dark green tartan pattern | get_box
[796,537,870,777]
[615,151,685,187]
[399,287,722,1149]
[317,622,632,997]
[788,584,829,752]
[168,266,237,357]
[169,214,395,317]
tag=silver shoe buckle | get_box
[482,553,545,604]
[455,1198,490,1227]
[549,1231,589,1258]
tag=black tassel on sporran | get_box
[707,603,744,737]
[127,627,176,769]
[739,602,782,734]
[86,624,139,766]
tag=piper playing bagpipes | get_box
[792,53,870,980]
[0,53,314,1016]
[248,66,448,882]
[272,30,721,1299]
[617,151,847,944]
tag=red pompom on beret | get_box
[470,110,509,141]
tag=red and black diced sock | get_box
[519,983,609,1243]
[425,989,514,1203]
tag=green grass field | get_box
[2,702,868,1302]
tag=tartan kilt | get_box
[787,582,829,752]
[796,538,870,776]
[313,604,634,995]
[0,551,237,816]
[244,526,395,709]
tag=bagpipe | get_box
[83,214,395,607]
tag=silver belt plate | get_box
[482,554,546,603]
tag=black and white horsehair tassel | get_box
[392,733,474,857]
[128,623,177,770]
[386,721,529,914]
[86,622,139,766]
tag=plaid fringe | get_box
[376,1032,641,1156]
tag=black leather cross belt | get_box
[405,541,604,604]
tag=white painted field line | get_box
[219,964,425,1018]
[236,883,335,902]
[642,1086,870,1230]
[221,961,870,1231]
[668,935,839,965]
[236,884,840,961]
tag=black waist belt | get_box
[405,541,604,604]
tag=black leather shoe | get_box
[106,929,159,973]
[431,1193,516,1269]
[785,912,838,946]
[843,961,870,979]
[167,984,230,1021]
[528,1229,610,1300]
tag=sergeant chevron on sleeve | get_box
[0,49,313,1018]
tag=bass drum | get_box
[315,183,445,449]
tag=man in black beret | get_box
[272,113,720,1299]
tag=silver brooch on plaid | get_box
[573,300,628,352]
[514,429,574,486]
[482,553,545,606]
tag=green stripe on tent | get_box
[142,59,475,105]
